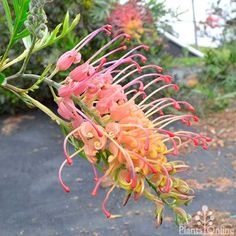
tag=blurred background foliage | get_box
[179,46,236,114]
[198,46,236,110]
[1,0,235,115]
[182,0,236,113]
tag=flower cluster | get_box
[56,25,210,226]
[107,0,153,39]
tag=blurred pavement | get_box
[0,111,235,236]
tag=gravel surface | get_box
[0,110,235,236]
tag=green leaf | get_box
[14,0,30,22]
[0,73,6,85]
[1,0,14,34]
[12,0,30,41]
[47,23,62,44]
[35,13,80,51]
[62,11,70,35]
[60,13,80,38]
[12,0,20,17]
[14,28,30,41]
[69,14,80,32]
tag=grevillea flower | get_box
[107,0,153,39]
[56,24,211,226]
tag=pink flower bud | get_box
[56,50,81,71]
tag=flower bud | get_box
[173,207,191,225]
[155,203,164,228]
[56,50,81,71]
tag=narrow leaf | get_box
[1,0,14,34]
[69,14,80,32]
[14,28,30,41]
[14,0,30,32]
[48,23,62,44]
[60,13,80,38]
[12,0,20,18]
[61,11,70,35]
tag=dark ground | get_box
[0,110,235,236]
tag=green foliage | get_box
[0,87,25,114]
[172,57,203,67]
[35,12,80,51]
[146,0,167,22]
[193,46,236,111]
[1,0,13,33]
[88,0,116,25]
[12,0,31,40]
[202,48,236,90]
[4,0,31,43]
[0,0,31,69]
[0,1,82,114]
[0,73,6,85]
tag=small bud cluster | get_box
[24,0,48,39]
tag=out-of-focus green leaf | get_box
[0,73,6,85]
[1,0,14,34]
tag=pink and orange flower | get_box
[56,25,210,226]
[107,0,153,39]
